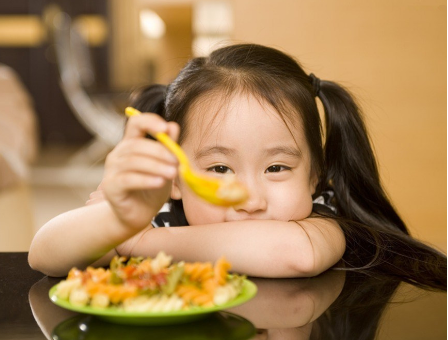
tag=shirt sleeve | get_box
[152,203,173,227]
[152,202,188,227]
[312,190,337,215]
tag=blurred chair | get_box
[44,6,125,165]
[0,64,39,251]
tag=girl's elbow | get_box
[290,254,321,277]
[302,245,346,277]
[28,252,46,275]
[28,245,40,272]
[28,250,64,277]
[289,244,346,277]
[28,252,45,275]
[278,244,319,277]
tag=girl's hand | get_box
[102,113,179,230]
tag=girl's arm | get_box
[120,216,345,278]
[28,201,154,277]
[28,114,180,277]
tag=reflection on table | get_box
[1,253,446,340]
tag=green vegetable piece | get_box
[128,257,144,265]
[110,270,124,284]
[110,256,126,271]
[109,256,128,284]
[228,274,246,290]
[161,263,185,295]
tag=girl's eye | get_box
[266,165,290,173]
[207,165,232,174]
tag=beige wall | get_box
[231,0,446,251]
[109,0,192,90]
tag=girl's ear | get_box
[171,178,182,200]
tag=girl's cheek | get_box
[268,183,313,221]
[183,201,226,225]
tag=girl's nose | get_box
[233,178,267,214]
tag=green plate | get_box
[49,279,257,325]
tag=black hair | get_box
[129,84,166,117]
[129,43,446,292]
[316,78,445,291]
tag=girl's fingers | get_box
[109,172,168,191]
[167,121,181,142]
[108,154,178,180]
[104,114,182,194]
[114,138,178,165]
[86,189,105,205]
[106,138,178,166]
[119,114,181,165]
[123,114,171,140]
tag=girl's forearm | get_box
[127,218,345,278]
[28,201,153,277]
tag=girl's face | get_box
[171,92,318,225]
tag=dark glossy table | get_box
[1,252,446,340]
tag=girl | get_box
[29,44,446,289]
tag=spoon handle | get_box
[154,132,189,168]
[125,107,189,168]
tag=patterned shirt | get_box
[152,190,337,228]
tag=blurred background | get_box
[0,0,445,256]
[0,1,445,339]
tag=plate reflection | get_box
[52,312,255,340]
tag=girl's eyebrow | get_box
[265,146,303,158]
[194,146,236,160]
[194,145,302,160]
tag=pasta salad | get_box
[54,252,246,312]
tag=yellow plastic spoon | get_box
[125,107,249,206]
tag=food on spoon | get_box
[216,175,249,204]
[54,252,246,312]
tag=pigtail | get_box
[128,84,167,118]
[316,78,446,291]
[317,79,406,233]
